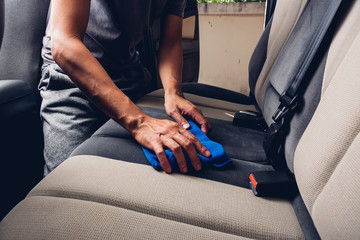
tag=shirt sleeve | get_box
[164,0,186,18]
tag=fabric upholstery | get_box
[321,0,360,94]
[291,195,320,240]
[248,16,273,96]
[136,89,258,121]
[261,0,352,172]
[182,82,254,105]
[312,133,360,240]
[282,51,326,173]
[4,1,360,239]
[71,107,270,189]
[0,80,37,121]
[0,155,304,240]
[284,0,360,172]
[264,0,277,26]
[72,107,267,164]
[0,0,49,219]
[295,23,360,239]
[262,0,337,124]
[0,0,50,91]
[254,0,307,108]
[0,196,251,240]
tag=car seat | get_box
[2,0,360,239]
[0,0,50,220]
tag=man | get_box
[39,0,211,176]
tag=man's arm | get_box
[50,0,210,173]
[158,14,211,134]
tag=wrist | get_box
[164,89,183,99]
[162,77,183,98]
[128,115,146,132]
[115,109,149,133]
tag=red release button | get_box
[249,174,257,189]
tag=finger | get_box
[187,107,211,134]
[173,133,201,171]
[164,138,188,173]
[181,130,211,158]
[171,111,190,130]
[201,121,212,135]
[153,143,172,173]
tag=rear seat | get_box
[0,0,50,220]
[71,0,310,166]
[1,1,360,240]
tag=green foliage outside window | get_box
[197,0,264,3]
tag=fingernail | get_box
[181,167,188,173]
[182,123,190,129]
[164,167,171,173]
[205,150,211,157]
[195,164,202,171]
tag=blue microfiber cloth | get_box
[142,121,232,172]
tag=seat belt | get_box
[250,0,344,197]
[264,0,343,171]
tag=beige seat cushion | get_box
[0,196,251,240]
[1,155,304,240]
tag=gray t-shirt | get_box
[42,0,186,79]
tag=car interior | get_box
[1,0,360,239]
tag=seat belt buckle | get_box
[249,171,297,198]
[272,95,298,122]
[232,110,267,132]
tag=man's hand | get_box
[157,14,211,135]
[155,14,211,170]
[164,93,211,135]
[132,116,211,174]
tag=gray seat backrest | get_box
[0,0,50,91]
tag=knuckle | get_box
[173,144,181,152]
[168,142,181,152]
[189,106,197,112]
[153,145,165,156]
[187,134,197,142]
[169,121,178,128]
[155,149,165,156]
[191,156,200,164]
[183,140,192,149]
